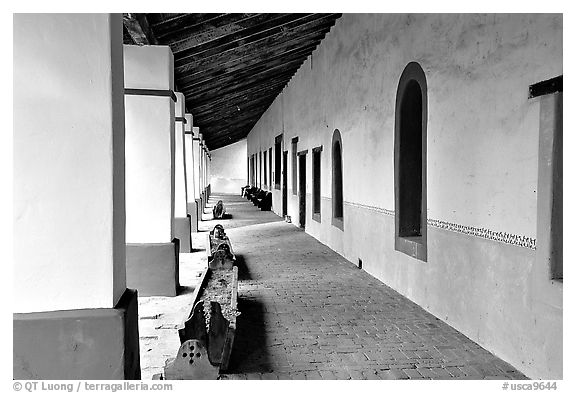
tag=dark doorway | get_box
[298,153,307,229]
[282,151,288,217]
[274,135,282,189]
[312,146,322,222]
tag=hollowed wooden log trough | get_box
[163,225,238,380]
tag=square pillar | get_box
[207,152,211,198]
[124,44,179,296]
[200,138,205,208]
[173,92,192,252]
[185,113,198,232]
[194,129,203,220]
[13,13,140,379]
[201,140,208,207]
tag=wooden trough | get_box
[162,225,238,380]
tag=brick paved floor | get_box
[209,193,527,380]
[140,192,528,380]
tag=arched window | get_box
[394,62,427,261]
[332,129,344,230]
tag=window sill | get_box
[332,217,344,231]
[395,236,427,262]
[312,212,321,223]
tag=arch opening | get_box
[332,129,344,229]
[394,62,427,261]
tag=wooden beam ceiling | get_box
[123,13,158,45]
[124,13,341,150]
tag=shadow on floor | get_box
[234,254,252,281]
[213,213,233,220]
[177,285,195,296]
[224,297,271,374]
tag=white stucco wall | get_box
[14,14,126,313]
[174,92,187,218]
[210,139,248,194]
[124,45,175,243]
[246,14,562,378]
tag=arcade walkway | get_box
[139,193,527,380]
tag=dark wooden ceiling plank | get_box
[140,13,342,150]
[179,59,304,97]
[201,106,269,126]
[146,13,185,22]
[169,13,308,55]
[184,76,289,113]
[189,87,281,115]
[178,40,322,83]
[185,80,288,112]
[202,107,274,130]
[123,24,136,44]
[174,13,336,63]
[181,67,295,103]
[177,50,312,91]
[123,13,158,45]
[204,109,264,128]
[195,95,278,123]
[173,14,340,70]
[178,42,316,83]
[146,14,186,25]
[174,19,330,74]
[188,88,287,121]
[191,86,280,115]
[149,13,224,36]
[183,79,292,113]
[157,13,259,43]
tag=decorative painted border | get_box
[427,218,536,250]
[344,201,395,216]
[344,201,536,250]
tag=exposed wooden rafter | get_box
[123,13,158,45]
[123,13,341,150]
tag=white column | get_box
[202,144,206,196]
[173,92,191,251]
[124,45,175,244]
[207,151,212,196]
[14,13,126,313]
[123,44,179,296]
[14,14,140,380]
[199,136,205,204]
[184,114,195,203]
[193,127,202,202]
[204,145,209,200]
[184,114,198,231]
[174,92,188,219]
